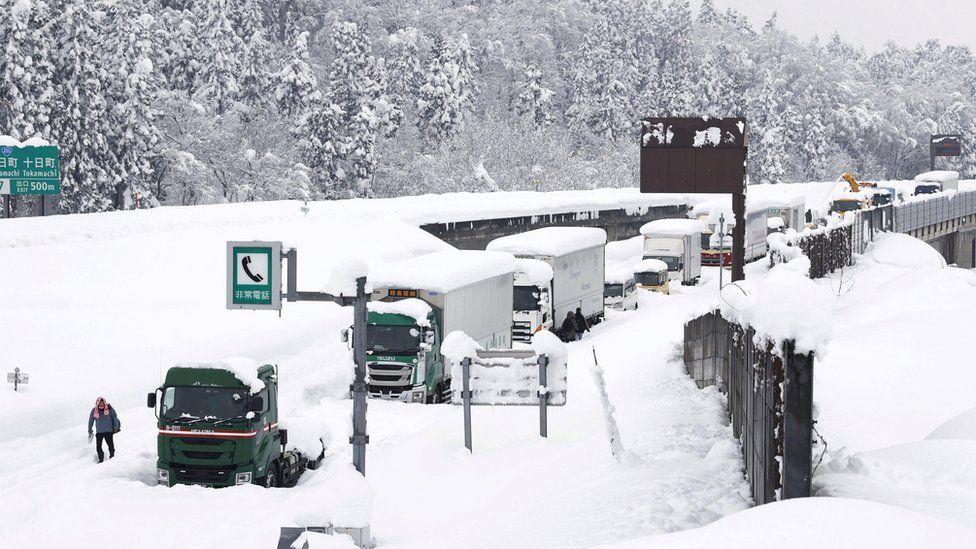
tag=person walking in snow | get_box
[560,312,577,342]
[573,307,590,341]
[88,397,121,463]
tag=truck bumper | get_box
[156,461,256,488]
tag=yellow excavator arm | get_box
[842,172,861,193]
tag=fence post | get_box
[538,354,549,438]
[782,341,814,499]
[462,357,472,453]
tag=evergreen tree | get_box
[298,96,345,196]
[516,65,554,128]
[239,28,272,111]
[162,11,199,93]
[387,27,425,118]
[2,0,56,139]
[697,0,719,26]
[52,2,115,213]
[448,33,479,113]
[192,0,242,114]
[747,72,788,184]
[274,31,320,118]
[417,36,465,147]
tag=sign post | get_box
[226,241,282,311]
[930,134,962,171]
[639,117,749,281]
[6,367,28,391]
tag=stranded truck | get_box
[640,219,704,285]
[487,227,607,343]
[364,250,515,403]
[147,360,323,488]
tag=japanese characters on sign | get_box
[0,144,60,196]
[226,241,282,311]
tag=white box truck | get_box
[365,250,515,403]
[640,219,703,285]
[487,227,606,343]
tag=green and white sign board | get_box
[0,144,60,195]
[226,241,282,311]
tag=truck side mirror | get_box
[340,329,349,343]
[279,429,288,447]
[147,392,157,408]
[424,331,435,343]
[248,396,264,412]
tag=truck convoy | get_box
[639,219,703,285]
[365,250,515,403]
[487,227,607,343]
[148,360,322,488]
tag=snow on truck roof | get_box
[514,258,554,286]
[486,227,607,257]
[173,357,266,394]
[368,298,433,326]
[633,258,669,273]
[604,263,634,284]
[640,218,705,236]
[915,170,958,182]
[370,250,515,293]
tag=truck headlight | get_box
[411,391,425,403]
[156,468,170,486]
[235,472,252,485]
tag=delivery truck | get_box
[148,360,323,488]
[487,227,606,343]
[364,250,515,403]
[640,219,703,285]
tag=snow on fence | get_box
[683,311,814,505]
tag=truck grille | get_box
[172,437,234,462]
[512,321,533,343]
[367,362,412,397]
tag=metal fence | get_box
[893,190,976,233]
[684,312,814,505]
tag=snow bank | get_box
[321,259,369,296]
[514,258,554,286]
[174,357,266,394]
[927,405,976,441]
[766,215,785,230]
[290,531,358,549]
[603,497,975,548]
[369,250,515,293]
[639,218,705,237]
[720,258,832,354]
[632,258,668,273]
[530,330,567,369]
[867,232,946,269]
[486,227,607,257]
[915,170,959,182]
[366,298,432,326]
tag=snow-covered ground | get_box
[2,187,976,547]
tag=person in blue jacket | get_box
[87,396,121,463]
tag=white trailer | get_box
[487,227,606,342]
[639,219,703,285]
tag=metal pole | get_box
[462,357,472,452]
[351,277,368,475]
[538,355,549,438]
[3,196,11,219]
[732,191,746,282]
[718,213,725,290]
[13,367,19,392]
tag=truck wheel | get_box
[261,462,279,488]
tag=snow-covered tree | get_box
[2,0,56,140]
[192,0,242,114]
[417,35,466,147]
[516,65,554,128]
[274,31,319,118]
[387,27,425,118]
[298,96,345,196]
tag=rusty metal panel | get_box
[639,117,747,194]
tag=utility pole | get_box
[718,213,725,289]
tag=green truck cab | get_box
[147,363,321,488]
[363,307,445,404]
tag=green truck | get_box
[147,361,322,488]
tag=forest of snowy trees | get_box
[3,0,976,214]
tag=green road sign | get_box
[226,241,282,311]
[0,144,60,195]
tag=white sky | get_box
[703,0,976,52]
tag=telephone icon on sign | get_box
[241,256,264,283]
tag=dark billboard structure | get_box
[640,117,749,281]
[930,134,962,171]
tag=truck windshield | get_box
[830,200,861,213]
[644,255,681,271]
[603,283,623,298]
[635,271,665,286]
[161,386,249,421]
[513,286,541,311]
[367,325,421,353]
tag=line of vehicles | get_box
[827,171,960,216]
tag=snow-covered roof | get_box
[633,258,669,273]
[367,298,432,326]
[486,227,607,257]
[370,250,515,293]
[640,218,705,237]
[915,170,958,183]
[514,258,554,286]
[604,263,634,284]
[767,216,785,230]
[174,357,266,394]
